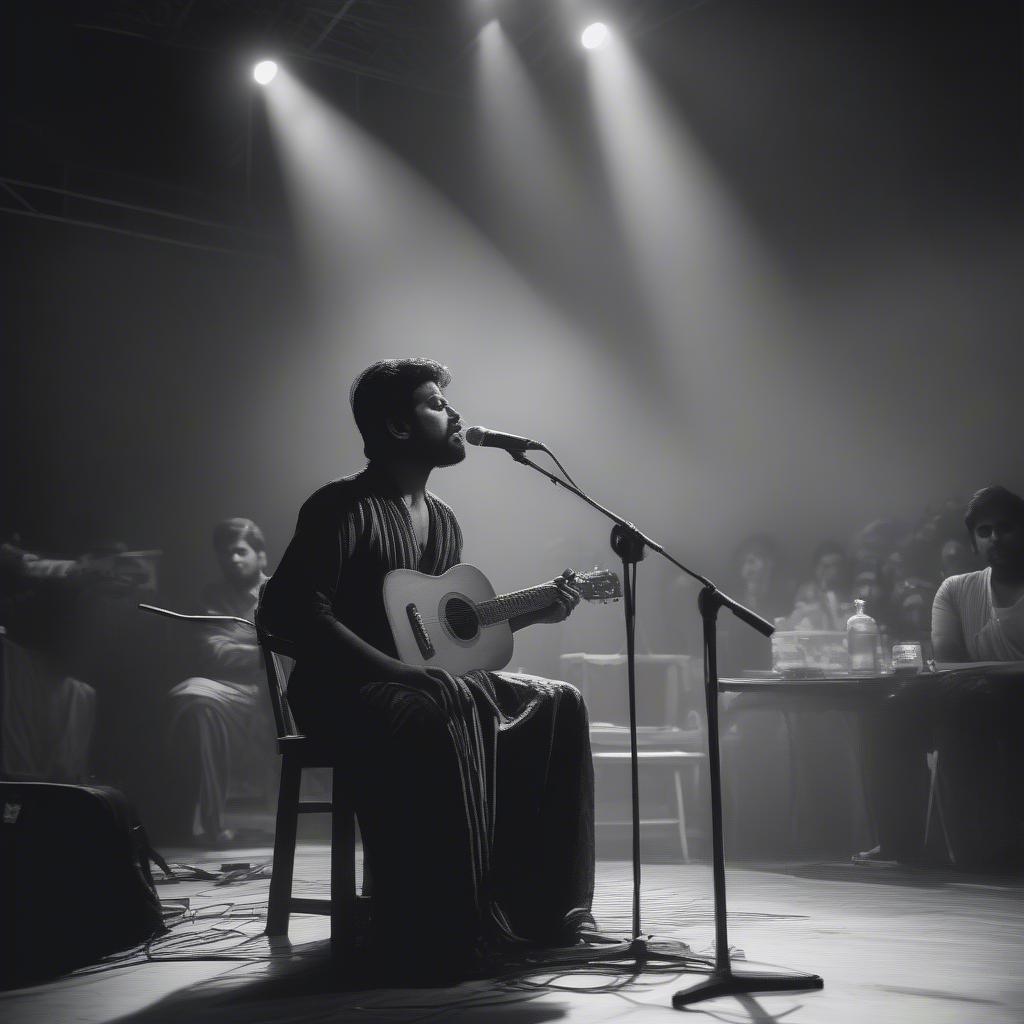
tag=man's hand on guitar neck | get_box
[511,570,582,630]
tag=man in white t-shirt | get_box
[858,486,1024,868]
[932,486,1024,663]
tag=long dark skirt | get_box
[289,668,595,967]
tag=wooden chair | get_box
[256,625,369,957]
[560,653,707,861]
[137,603,367,958]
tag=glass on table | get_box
[891,642,924,674]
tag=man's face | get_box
[940,539,973,578]
[882,550,905,587]
[916,516,941,545]
[853,571,883,611]
[815,552,848,592]
[399,381,465,468]
[740,551,772,589]
[972,508,1024,575]
[216,538,266,587]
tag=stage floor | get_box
[4,845,1023,1024]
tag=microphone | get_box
[464,426,545,453]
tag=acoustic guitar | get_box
[383,564,622,675]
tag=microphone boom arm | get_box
[507,452,770,635]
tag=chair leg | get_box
[266,757,301,937]
[783,711,801,855]
[673,768,690,863]
[330,766,357,962]
[359,818,374,899]
[924,749,956,866]
[924,750,937,847]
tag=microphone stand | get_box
[508,451,823,1008]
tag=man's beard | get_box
[988,549,1024,581]
[411,433,466,469]
[227,565,262,589]
[434,439,467,468]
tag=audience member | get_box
[785,541,853,631]
[0,539,145,781]
[889,577,937,652]
[722,534,793,672]
[939,538,976,580]
[851,566,887,625]
[851,518,906,569]
[736,534,793,618]
[165,518,276,845]
[859,485,1024,867]
[879,548,907,599]
[932,485,1024,661]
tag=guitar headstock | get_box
[567,567,622,604]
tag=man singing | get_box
[258,359,595,981]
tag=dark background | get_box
[4,1,1022,671]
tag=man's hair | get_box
[212,518,266,555]
[963,485,1024,535]
[734,533,779,566]
[811,540,847,568]
[349,358,452,460]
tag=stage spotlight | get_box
[253,60,279,85]
[581,23,610,50]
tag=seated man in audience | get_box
[851,564,887,624]
[166,519,276,845]
[0,540,98,781]
[858,486,1024,867]
[889,576,938,653]
[939,537,975,581]
[932,486,1024,661]
[721,533,793,673]
[785,541,853,631]
[0,537,152,782]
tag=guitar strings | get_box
[410,595,616,630]
[406,589,559,631]
[401,575,619,631]
[408,590,603,630]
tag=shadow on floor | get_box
[107,940,575,1024]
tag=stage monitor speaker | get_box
[0,782,165,988]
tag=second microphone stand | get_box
[510,450,823,1008]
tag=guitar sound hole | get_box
[443,597,480,642]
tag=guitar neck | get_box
[477,585,558,627]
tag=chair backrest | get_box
[137,601,301,744]
[559,652,700,728]
[255,627,301,742]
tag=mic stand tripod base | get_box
[672,967,824,1008]
[622,936,692,965]
[558,934,703,970]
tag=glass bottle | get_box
[847,598,879,675]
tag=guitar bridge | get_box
[405,603,435,660]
